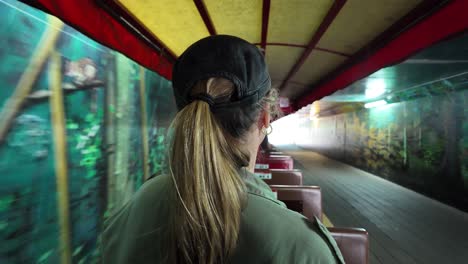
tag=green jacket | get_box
[101,168,345,263]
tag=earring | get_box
[262,125,273,135]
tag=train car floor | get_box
[279,146,468,264]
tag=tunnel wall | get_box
[293,89,468,211]
[0,1,177,263]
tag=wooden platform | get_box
[281,147,468,264]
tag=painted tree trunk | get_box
[0,16,64,143]
[49,51,72,264]
[443,96,462,189]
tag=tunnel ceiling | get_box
[304,32,468,118]
[24,0,468,110]
[335,32,468,97]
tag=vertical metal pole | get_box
[387,126,391,148]
[115,54,132,206]
[403,127,407,165]
[49,51,72,264]
[343,120,347,160]
[104,53,117,214]
[139,67,150,181]
[403,104,408,166]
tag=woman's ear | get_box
[264,107,271,128]
[258,104,271,131]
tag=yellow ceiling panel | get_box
[317,0,422,54]
[118,0,210,56]
[271,79,284,90]
[204,0,262,43]
[268,0,334,45]
[280,82,305,98]
[293,50,347,84]
[265,46,304,81]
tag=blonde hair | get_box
[167,77,278,263]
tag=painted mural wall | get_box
[292,85,468,212]
[0,1,177,263]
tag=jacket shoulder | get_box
[233,193,340,263]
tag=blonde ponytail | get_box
[168,78,250,263]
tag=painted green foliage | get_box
[461,93,468,189]
[0,2,59,263]
[294,27,468,210]
[146,73,175,177]
[0,1,176,263]
[302,85,468,210]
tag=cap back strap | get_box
[190,93,216,107]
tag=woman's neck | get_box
[246,142,260,173]
[246,157,256,173]
[244,129,263,173]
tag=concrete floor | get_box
[280,146,468,264]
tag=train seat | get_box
[254,169,303,185]
[270,185,369,264]
[269,185,322,221]
[265,151,284,155]
[255,155,294,170]
[328,227,369,264]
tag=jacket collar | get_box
[239,167,287,208]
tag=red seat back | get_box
[328,227,369,264]
[256,155,294,170]
[259,150,283,155]
[254,169,303,185]
[267,151,284,155]
[270,186,369,264]
[269,185,322,221]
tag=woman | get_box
[101,35,344,264]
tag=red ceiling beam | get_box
[274,80,309,86]
[261,0,271,54]
[20,0,175,79]
[254,42,306,48]
[315,47,350,57]
[254,42,351,57]
[297,0,468,108]
[295,0,448,104]
[278,0,347,91]
[194,0,217,35]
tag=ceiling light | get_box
[364,100,387,108]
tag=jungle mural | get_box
[0,1,177,263]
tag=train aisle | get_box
[279,146,468,264]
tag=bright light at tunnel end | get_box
[270,115,299,146]
[365,79,386,99]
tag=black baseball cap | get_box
[172,35,271,111]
